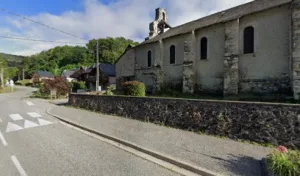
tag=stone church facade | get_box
[116,0,300,99]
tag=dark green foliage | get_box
[0,53,25,67]
[72,81,87,92]
[21,37,138,78]
[15,79,33,86]
[86,37,139,64]
[122,81,146,97]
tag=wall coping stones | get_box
[70,93,300,107]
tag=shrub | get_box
[15,79,33,86]
[122,81,146,97]
[267,146,300,176]
[42,77,72,97]
[106,85,114,95]
[72,81,86,92]
[25,82,33,87]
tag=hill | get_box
[0,53,26,67]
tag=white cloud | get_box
[1,0,252,56]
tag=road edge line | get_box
[46,107,220,176]
[11,155,28,176]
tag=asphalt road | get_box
[0,86,180,176]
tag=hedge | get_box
[122,81,146,97]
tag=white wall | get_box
[239,5,290,80]
[195,23,225,93]
[116,49,135,79]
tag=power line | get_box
[0,8,88,41]
[0,36,87,45]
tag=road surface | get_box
[0,86,180,176]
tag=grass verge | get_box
[267,146,300,176]
[0,86,16,94]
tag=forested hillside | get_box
[24,37,139,77]
[0,53,26,67]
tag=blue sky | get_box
[0,0,252,56]
[1,0,84,15]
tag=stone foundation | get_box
[239,77,291,94]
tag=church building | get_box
[116,0,300,100]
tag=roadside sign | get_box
[50,88,57,99]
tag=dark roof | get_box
[140,0,291,46]
[99,64,116,76]
[37,71,54,78]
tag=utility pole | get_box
[96,40,100,91]
[0,62,3,88]
[22,67,25,80]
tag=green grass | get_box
[0,86,15,94]
[268,149,300,176]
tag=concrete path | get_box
[48,102,272,176]
[0,87,179,176]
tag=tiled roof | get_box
[37,71,54,78]
[140,0,291,46]
[99,64,116,76]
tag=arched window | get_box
[147,50,152,67]
[200,37,208,60]
[170,45,175,64]
[163,12,166,21]
[244,26,254,54]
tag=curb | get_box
[46,107,220,176]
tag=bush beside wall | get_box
[68,94,300,150]
[122,81,145,96]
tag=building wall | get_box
[135,43,158,91]
[162,34,185,88]
[124,3,293,96]
[238,4,291,93]
[194,23,225,94]
[116,49,135,78]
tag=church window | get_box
[147,50,152,67]
[201,37,208,60]
[170,45,175,64]
[244,26,254,54]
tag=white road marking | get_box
[9,114,23,121]
[0,118,2,123]
[27,112,41,118]
[0,131,7,146]
[11,155,27,176]
[6,122,23,133]
[38,118,52,126]
[24,120,38,129]
[26,101,34,106]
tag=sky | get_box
[0,0,252,56]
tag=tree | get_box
[10,37,139,79]
[86,37,139,64]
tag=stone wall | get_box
[292,0,300,100]
[223,19,239,95]
[69,94,300,149]
[239,76,291,94]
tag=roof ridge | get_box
[140,0,291,46]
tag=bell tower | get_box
[145,8,171,41]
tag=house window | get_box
[170,45,175,64]
[147,50,152,67]
[200,37,208,60]
[243,26,254,54]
